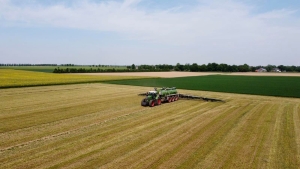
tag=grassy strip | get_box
[104,75,300,98]
[0,69,154,89]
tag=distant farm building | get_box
[255,68,267,72]
[271,68,281,72]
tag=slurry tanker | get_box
[139,87,224,107]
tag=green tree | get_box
[238,64,250,72]
[175,63,184,71]
[198,64,207,72]
[190,63,199,72]
[184,64,190,71]
[131,64,136,70]
[278,65,286,72]
[265,64,276,72]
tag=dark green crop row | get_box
[104,75,300,98]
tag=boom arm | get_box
[178,94,224,102]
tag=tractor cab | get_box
[147,91,157,98]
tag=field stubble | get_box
[0,84,300,168]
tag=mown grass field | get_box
[104,75,300,98]
[1,83,300,168]
[0,69,151,88]
[0,66,127,73]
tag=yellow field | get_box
[1,84,300,168]
[0,69,151,88]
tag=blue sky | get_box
[0,0,299,66]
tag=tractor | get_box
[139,87,224,107]
[141,87,179,107]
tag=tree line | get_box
[1,63,300,73]
[176,63,300,72]
[132,63,300,72]
[0,64,58,66]
[53,67,170,73]
[173,63,250,72]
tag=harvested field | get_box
[1,84,300,168]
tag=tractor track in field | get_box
[82,102,222,169]
[0,107,149,153]
[196,102,267,168]
[2,100,192,168]
[294,104,300,164]
[42,100,202,169]
[99,103,214,169]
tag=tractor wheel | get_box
[171,97,175,102]
[149,100,155,107]
[168,97,172,103]
[157,99,162,105]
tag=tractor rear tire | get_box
[149,100,155,107]
[157,99,162,105]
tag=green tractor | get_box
[140,87,224,107]
[141,87,179,107]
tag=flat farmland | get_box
[0,69,151,88]
[1,84,300,168]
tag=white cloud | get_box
[1,0,298,41]
[0,0,299,65]
[257,9,297,19]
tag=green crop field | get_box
[0,69,151,88]
[0,66,127,73]
[104,75,300,98]
[1,83,300,168]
